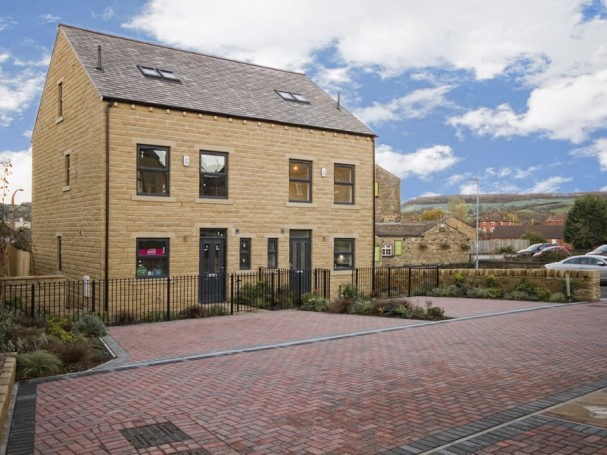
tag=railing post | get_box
[435,265,440,289]
[271,272,276,309]
[388,267,392,296]
[230,273,234,315]
[104,278,109,313]
[408,266,412,297]
[29,283,36,318]
[324,269,328,299]
[166,277,171,321]
[92,280,96,313]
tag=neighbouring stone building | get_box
[376,222,470,266]
[375,165,401,223]
[31,25,376,300]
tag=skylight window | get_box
[276,90,308,103]
[138,65,181,82]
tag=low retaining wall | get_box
[440,268,601,302]
[0,353,16,445]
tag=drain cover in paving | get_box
[174,451,211,455]
[120,422,191,449]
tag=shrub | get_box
[0,307,15,352]
[454,272,466,287]
[9,326,48,353]
[425,300,446,320]
[486,273,498,288]
[45,318,83,343]
[73,313,107,338]
[47,340,95,369]
[497,246,516,254]
[348,299,372,315]
[17,350,63,380]
[238,281,271,308]
[328,298,353,314]
[504,290,538,301]
[299,293,330,312]
[339,283,364,301]
[430,285,464,297]
[466,287,502,299]
[534,286,552,301]
[549,292,567,303]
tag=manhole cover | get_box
[120,422,191,449]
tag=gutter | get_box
[104,101,111,310]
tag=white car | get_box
[586,245,607,256]
[544,254,607,284]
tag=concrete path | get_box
[7,298,607,454]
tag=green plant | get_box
[17,350,63,380]
[46,340,95,369]
[430,285,465,297]
[45,318,83,343]
[466,286,502,299]
[486,273,498,288]
[549,292,567,303]
[9,326,49,353]
[299,293,330,312]
[425,300,446,320]
[348,299,372,315]
[114,311,136,325]
[238,281,272,308]
[497,246,515,254]
[143,311,167,322]
[207,304,229,317]
[0,306,15,351]
[454,272,466,287]
[534,286,552,301]
[328,298,353,314]
[339,283,363,301]
[73,313,107,338]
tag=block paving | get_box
[6,298,607,454]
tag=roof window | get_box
[138,65,181,82]
[276,90,308,103]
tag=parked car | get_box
[545,254,607,284]
[516,243,553,257]
[532,245,570,260]
[586,245,607,256]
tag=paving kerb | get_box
[7,299,607,454]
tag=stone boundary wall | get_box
[0,353,16,445]
[440,268,601,302]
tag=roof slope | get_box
[376,222,439,237]
[60,25,374,136]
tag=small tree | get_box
[564,195,607,249]
[420,208,445,221]
[448,196,470,222]
[521,231,547,244]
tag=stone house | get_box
[375,165,401,223]
[31,25,375,300]
[376,222,470,266]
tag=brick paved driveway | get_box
[7,299,607,454]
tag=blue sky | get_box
[2,0,607,205]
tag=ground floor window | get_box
[240,238,251,270]
[382,244,393,257]
[136,238,169,278]
[268,238,278,269]
[334,238,354,270]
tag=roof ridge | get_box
[58,23,307,77]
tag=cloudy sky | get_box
[1,0,607,204]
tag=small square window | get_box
[382,244,393,257]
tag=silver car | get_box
[586,245,607,256]
[545,254,607,284]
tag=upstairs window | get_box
[137,145,169,196]
[138,65,181,82]
[276,90,308,103]
[289,160,312,202]
[200,151,228,198]
[57,81,63,117]
[334,164,354,204]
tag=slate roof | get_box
[491,225,565,239]
[60,25,374,136]
[376,222,439,237]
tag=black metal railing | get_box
[0,268,331,326]
[349,265,440,298]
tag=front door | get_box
[199,230,226,303]
[289,230,311,296]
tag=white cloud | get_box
[571,137,607,170]
[485,166,538,179]
[0,148,32,204]
[449,69,607,143]
[0,69,45,126]
[39,13,60,23]
[355,86,453,125]
[376,143,460,179]
[92,6,115,20]
[526,176,572,193]
[124,1,607,78]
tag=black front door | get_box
[289,230,311,296]
[199,230,226,303]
